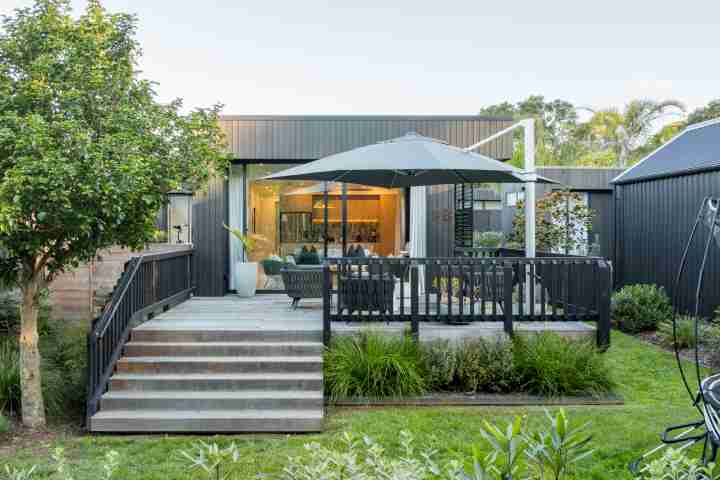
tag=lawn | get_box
[0,331,709,479]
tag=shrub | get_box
[455,338,519,393]
[0,412,9,434]
[419,340,457,391]
[657,316,707,349]
[0,326,86,420]
[612,284,673,333]
[324,331,426,399]
[641,448,720,480]
[0,338,20,415]
[707,326,720,370]
[512,333,613,396]
[475,231,505,248]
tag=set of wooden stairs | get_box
[89,300,325,433]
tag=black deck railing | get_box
[86,248,194,425]
[322,255,612,349]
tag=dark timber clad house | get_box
[612,118,720,316]
[192,115,514,296]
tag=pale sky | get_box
[3,0,720,116]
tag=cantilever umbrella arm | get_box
[464,119,537,260]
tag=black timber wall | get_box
[614,170,720,316]
[427,185,454,257]
[192,175,228,297]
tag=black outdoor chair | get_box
[280,265,324,309]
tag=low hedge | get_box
[325,330,613,399]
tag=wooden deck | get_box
[140,294,595,343]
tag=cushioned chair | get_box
[281,265,324,309]
[260,259,285,289]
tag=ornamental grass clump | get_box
[512,333,613,397]
[612,284,673,333]
[324,330,426,399]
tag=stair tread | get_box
[92,409,323,419]
[112,372,323,380]
[103,390,323,399]
[119,356,323,362]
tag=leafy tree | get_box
[686,98,720,126]
[0,0,227,428]
[577,99,685,167]
[479,95,581,167]
[510,191,595,254]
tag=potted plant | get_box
[224,224,258,297]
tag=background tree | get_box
[510,191,595,254]
[479,95,581,167]
[686,99,720,126]
[0,0,228,428]
[576,99,686,167]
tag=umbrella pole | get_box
[323,181,329,258]
[522,119,536,312]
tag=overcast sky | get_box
[3,0,719,116]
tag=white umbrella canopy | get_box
[262,132,556,187]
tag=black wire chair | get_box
[630,197,720,473]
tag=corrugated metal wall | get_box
[219,116,514,161]
[192,175,228,296]
[614,170,720,316]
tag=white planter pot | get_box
[234,262,258,297]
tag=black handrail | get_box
[85,248,194,426]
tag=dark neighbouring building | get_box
[612,118,720,316]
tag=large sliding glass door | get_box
[230,163,404,291]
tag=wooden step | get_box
[90,409,324,433]
[124,341,324,357]
[109,372,324,392]
[100,390,323,411]
[115,356,323,374]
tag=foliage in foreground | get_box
[612,284,673,333]
[324,331,426,399]
[3,447,119,480]
[641,448,719,480]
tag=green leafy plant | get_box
[324,330,426,399]
[511,191,595,253]
[512,333,613,396]
[524,409,593,480]
[641,448,719,480]
[223,224,257,257]
[478,416,527,480]
[476,231,505,248]
[612,284,673,333]
[0,412,9,433]
[180,441,242,480]
[420,340,458,391]
[657,316,707,349]
[455,338,519,393]
[2,447,120,480]
[2,465,37,480]
[0,338,20,415]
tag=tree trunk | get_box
[20,278,46,429]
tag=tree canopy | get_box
[0,0,228,428]
[478,95,720,168]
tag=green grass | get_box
[0,331,710,479]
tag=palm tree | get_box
[578,99,686,167]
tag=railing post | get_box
[597,260,612,350]
[322,263,331,346]
[503,263,514,336]
[410,264,419,341]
